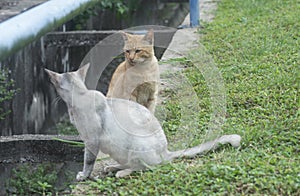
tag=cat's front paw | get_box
[76,171,88,181]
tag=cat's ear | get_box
[143,29,154,45]
[77,63,90,82]
[120,31,129,42]
[45,68,59,84]
[44,68,56,77]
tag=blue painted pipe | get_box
[190,0,200,27]
[0,0,98,61]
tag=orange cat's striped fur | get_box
[106,30,159,113]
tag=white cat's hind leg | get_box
[115,169,134,178]
[104,164,127,173]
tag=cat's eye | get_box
[125,50,130,53]
[135,49,142,53]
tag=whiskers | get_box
[51,96,62,107]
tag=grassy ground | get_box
[73,0,299,195]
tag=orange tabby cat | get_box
[106,30,159,113]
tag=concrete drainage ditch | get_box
[0,135,83,195]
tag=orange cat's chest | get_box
[107,58,159,100]
[119,60,159,96]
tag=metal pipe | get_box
[189,0,200,27]
[0,0,98,61]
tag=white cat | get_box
[45,63,241,180]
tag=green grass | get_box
[7,163,58,195]
[56,118,78,135]
[72,0,300,195]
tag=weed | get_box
[7,163,58,195]
[56,118,78,135]
[0,67,18,120]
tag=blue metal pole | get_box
[190,0,200,27]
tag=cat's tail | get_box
[166,134,241,161]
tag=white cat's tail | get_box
[166,134,241,161]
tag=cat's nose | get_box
[129,51,136,59]
[129,54,135,60]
